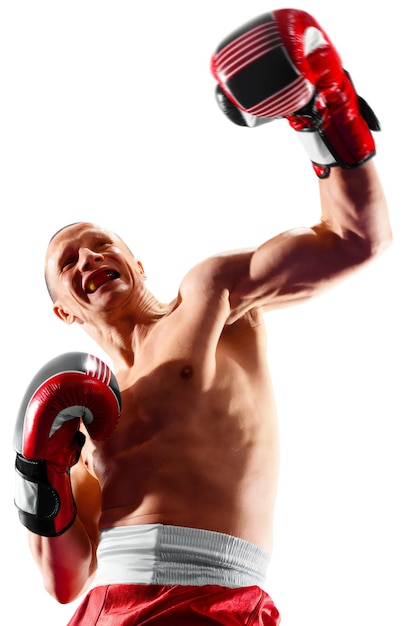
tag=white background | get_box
[1,1,415,624]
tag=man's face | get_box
[45,222,145,324]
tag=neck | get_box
[83,290,174,371]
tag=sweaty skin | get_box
[37,162,391,603]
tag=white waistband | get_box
[94,524,271,588]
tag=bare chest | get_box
[81,323,278,543]
[85,326,275,478]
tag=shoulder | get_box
[180,248,256,296]
[172,250,267,333]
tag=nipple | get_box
[180,365,194,380]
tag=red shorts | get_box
[66,584,280,625]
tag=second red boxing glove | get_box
[14,352,121,537]
[211,8,380,177]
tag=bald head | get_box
[44,222,135,303]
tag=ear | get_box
[137,260,147,280]
[53,305,76,325]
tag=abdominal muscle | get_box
[98,428,278,551]
[89,383,279,551]
[82,320,280,551]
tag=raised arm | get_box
[225,162,390,323]
[210,9,391,323]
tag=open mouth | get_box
[86,270,120,294]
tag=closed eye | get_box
[95,240,112,250]
[61,256,77,271]
[59,239,112,271]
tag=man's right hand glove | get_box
[14,352,121,537]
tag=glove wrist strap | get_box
[15,454,76,537]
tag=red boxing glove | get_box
[211,9,380,177]
[14,352,121,537]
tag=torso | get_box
[79,257,280,551]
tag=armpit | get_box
[228,307,263,329]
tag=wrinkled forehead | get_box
[44,222,131,277]
[47,222,104,250]
[46,222,122,257]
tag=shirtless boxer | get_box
[14,9,392,625]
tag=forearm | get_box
[212,8,392,323]
[227,163,391,322]
[13,353,120,603]
[319,161,392,253]
[28,516,97,604]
